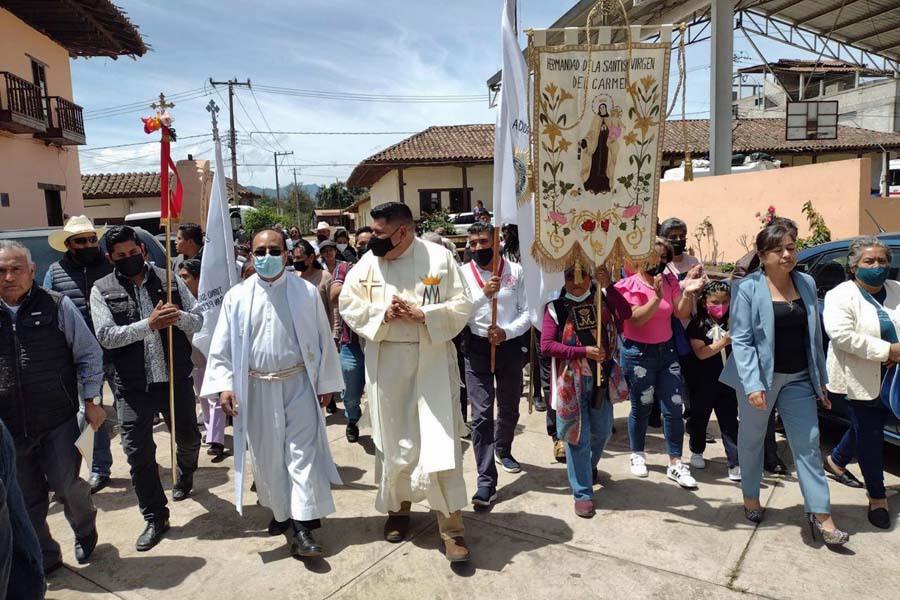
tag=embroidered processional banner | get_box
[531,42,670,271]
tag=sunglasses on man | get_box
[252,246,284,257]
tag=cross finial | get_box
[206,100,219,129]
[150,92,175,111]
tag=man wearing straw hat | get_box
[89,226,202,552]
[44,215,117,494]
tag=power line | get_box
[252,84,486,103]
[245,130,418,135]
[83,89,213,120]
[80,133,213,152]
[248,87,288,154]
[83,87,207,116]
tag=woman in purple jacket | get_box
[541,264,631,518]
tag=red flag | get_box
[159,126,183,220]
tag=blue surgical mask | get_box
[856,266,889,288]
[253,254,284,279]
[565,289,592,303]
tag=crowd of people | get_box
[1,203,899,597]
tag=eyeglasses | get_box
[69,235,98,246]
[252,246,283,257]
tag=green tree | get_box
[317,181,366,209]
[243,203,281,234]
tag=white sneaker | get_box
[667,461,698,488]
[728,466,742,482]
[690,453,706,469]
[630,453,649,478]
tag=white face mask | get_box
[336,243,348,252]
[565,289,592,303]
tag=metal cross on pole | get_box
[206,99,220,139]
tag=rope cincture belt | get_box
[248,363,306,381]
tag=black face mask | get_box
[357,244,368,256]
[72,247,101,265]
[114,254,145,277]
[294,261,310,272]
[368,229,400,258]
[474,248,494,268]
[317,234,328,243]
[646,261,669,277]
[671,239,686,256]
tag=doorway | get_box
[44,190,63,226]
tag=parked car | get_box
[0,226,167,284]
[795,232,900,446]
[448,212,493,235]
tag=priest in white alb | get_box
[201,229,343,559]
[339,202,474,563]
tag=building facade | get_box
[0,2,145,229]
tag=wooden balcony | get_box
[36,96,86,146]
[0,72,47,134]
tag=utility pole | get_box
[292,168,302,224]
[273,151,294,215]
[209,78,251,206]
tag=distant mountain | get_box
[245,183,321,198]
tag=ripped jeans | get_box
[620,339,684,458]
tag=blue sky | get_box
[72,0,818,188]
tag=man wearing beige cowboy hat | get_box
[44,215,117,493]
[312,221,332,254]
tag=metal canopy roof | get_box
[489,1,900,84]
[738,0,900,67]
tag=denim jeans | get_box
[737,371,830,513]
[340,341,365,424]
[559,390,614,500]
[620,339,685,458]
[0,419,45,599]
[832,401,888,499]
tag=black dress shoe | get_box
[868,507,891,530]
[268,518,291,536]
[292,530,324,558]
[764,460,788,476]
[136,520,170,552]
[533,397,547,412]
[206,443,225,457]
[326,399,338,415]
[74,528,98,564]
[173,476,193,502]
[824,459,864,488]
[88,474,110,494]
[346,423,360,443]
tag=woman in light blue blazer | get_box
[720,219,848,546]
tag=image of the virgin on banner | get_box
[530,42,670,272]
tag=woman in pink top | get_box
[614,237,704,488]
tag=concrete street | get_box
[45,395,900,599]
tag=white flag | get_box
[193,135,238,357]
[493,0,562,328]
[492,0,529,227]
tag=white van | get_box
[124,205,257,237]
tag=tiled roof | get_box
[346,125,494,188]
[81,171,258,199]
[2,0,148,58]
[349,120,900,188]
[664,118,900,156]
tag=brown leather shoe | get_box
[554,440,567,463]
[443,536,471,562]
[383,515,410,543]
